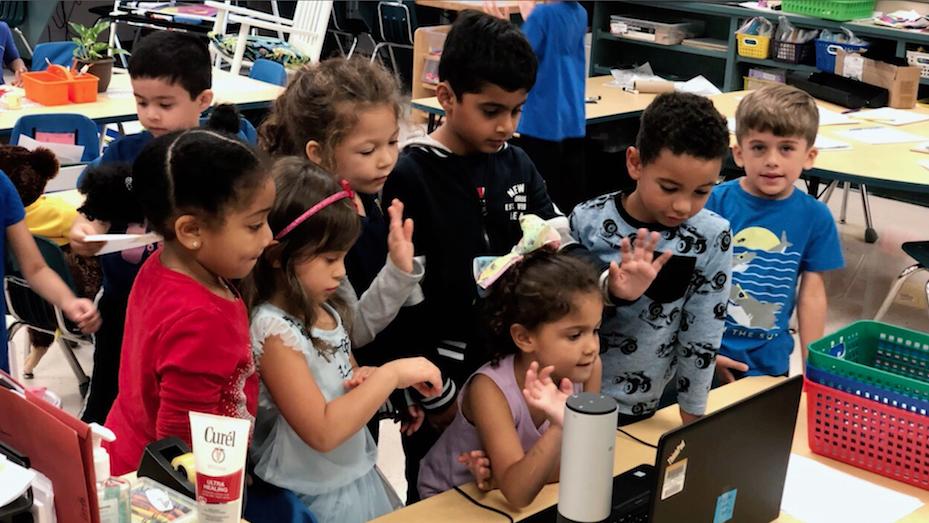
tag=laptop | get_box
[526,376,803,523]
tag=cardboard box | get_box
[835,49,920,109]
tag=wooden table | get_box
[0,68,283,135]
[410,75,656,131]
[373,376,929,522]
[415,0,520,12]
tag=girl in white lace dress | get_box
[243,158,442,523]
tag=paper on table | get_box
[781,454,923,523]
[836,126,926,145]
[675,75,721,96]
[83,233,162,255]
[0,455,36,507]
[17,134,84,163]
[818,107,857,126]
[814,135,851,150]
[919,159,929,171]
[851,107,929,126]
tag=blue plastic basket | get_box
[807,365,929,415]
[815,39,869,72]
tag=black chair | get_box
[4,236,92,396]
[371,1,414,84]
[328,1,375,58]
[874,241,929,322]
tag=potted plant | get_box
[69,20,128,92]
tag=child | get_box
[0,21,27,86]
[706,84,843,382]
[0,170,100,373]
[244,157,441,522]
[569,92,733,425]
[69,31,214,422]
[417,216,602,507]
[1,145,101,378]
[103,117,274,475]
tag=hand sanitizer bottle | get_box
[90,423,131,523]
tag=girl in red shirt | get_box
[104,107,275,475]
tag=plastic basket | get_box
[808,320,929,402]
[806,378,929,490]
[806,364,929,415]
[782,0,876,21]
[772,39,815,65]
[743,75,782,90]
[22,71,70,106]
[737,33,770,59]
[68,74,99,104]
[815,39,869,72]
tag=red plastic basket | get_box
[806,378,929,490]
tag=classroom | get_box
[1,1,928,522]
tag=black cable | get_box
[617,427,658,449]
[453,486,515,522]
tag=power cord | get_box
[617,427,658,449]
[453,486,515,522]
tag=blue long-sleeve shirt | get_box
[0,22,21,85]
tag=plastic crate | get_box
[806,378,929,490]
[815,38,869,72]
[806,365,929,415]
[906,50,929,80]
[782,0,876,21]
[736,33,770,59]
[772,39,815,65]
[22,71,70,106]
[67,74,98,104]
[743,75,782,90]
[808,320,929,402]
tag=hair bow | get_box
[473,214,561,291]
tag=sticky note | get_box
[713,489,737,523]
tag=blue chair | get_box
[10,113,101,163]
[199,114,259,145]
[250,59,287,87]
[30,41,77,71]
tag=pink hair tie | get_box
[275,179,355,240]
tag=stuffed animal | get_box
[0,145,59,206]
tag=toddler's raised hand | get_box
[522,362,573,427]
[607,228,671,301]
[387,199,415,273]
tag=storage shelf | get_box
[597,29,728,59]
[736,56,820,73]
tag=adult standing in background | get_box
[0,21,27,86]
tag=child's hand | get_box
[343,366,377,390]
[70,222,106,257]
[458,450,494,491]
[62,297,101,333]
[400,405,425,436]
[522,362,573,427]
[387,199,415,274]
[607,229,672,301]
[715,355,749,384]
[385,357,442,397]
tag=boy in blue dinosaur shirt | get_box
[706,84,843,382]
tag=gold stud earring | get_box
[192,241,199,248]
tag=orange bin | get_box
[22,66,98,106]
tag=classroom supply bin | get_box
[906,50,929,79]
[22,66,99,106]
[609,15,704,46]
[736,33,771,59]
[782,0,876,21]
[772,39,815,65]
[815,38,869,72]
[806,378,929,490]
[743,75,782,90]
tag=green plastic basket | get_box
[781,0,876,21]
[807,321,929,402]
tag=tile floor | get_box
[6,183,928,504]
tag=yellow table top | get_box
[373,376,929,522]
[410,75,656,125]
[0,68,283,133]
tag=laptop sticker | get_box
[713,489,737,523]
[660,458,687,500]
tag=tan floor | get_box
[6,183,928,504]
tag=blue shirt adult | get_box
[0,22,22,86]
[1,170,27,371]
[706,180,844,376]
[517,2,587,141]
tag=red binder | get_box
[0,371,98,523]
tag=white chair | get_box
[206,0,333,76]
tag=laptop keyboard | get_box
[614,509,649,523]
[610,464,655,523]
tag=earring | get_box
[192,241,199,248]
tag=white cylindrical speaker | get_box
[557,393,618,523]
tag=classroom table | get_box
[415,0,520,13]
[0,68,283,136]
[372,376,929,522]
[410,75,656,131]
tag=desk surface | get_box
[410,75,655,125]
[415,0,520,12]
[373,376,929,522]
[0,69,283,133]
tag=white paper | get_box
[17,134,85,163]
[781,454,923,523]
[851,107,929,126]
[674,76,722,96]
[919,159,929,171]
[818,107,857,126]
[836,126,925,144]
[912,141,929,154]
[814,135,852,150]
[0,456,36,507]
[83,233,162,255]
